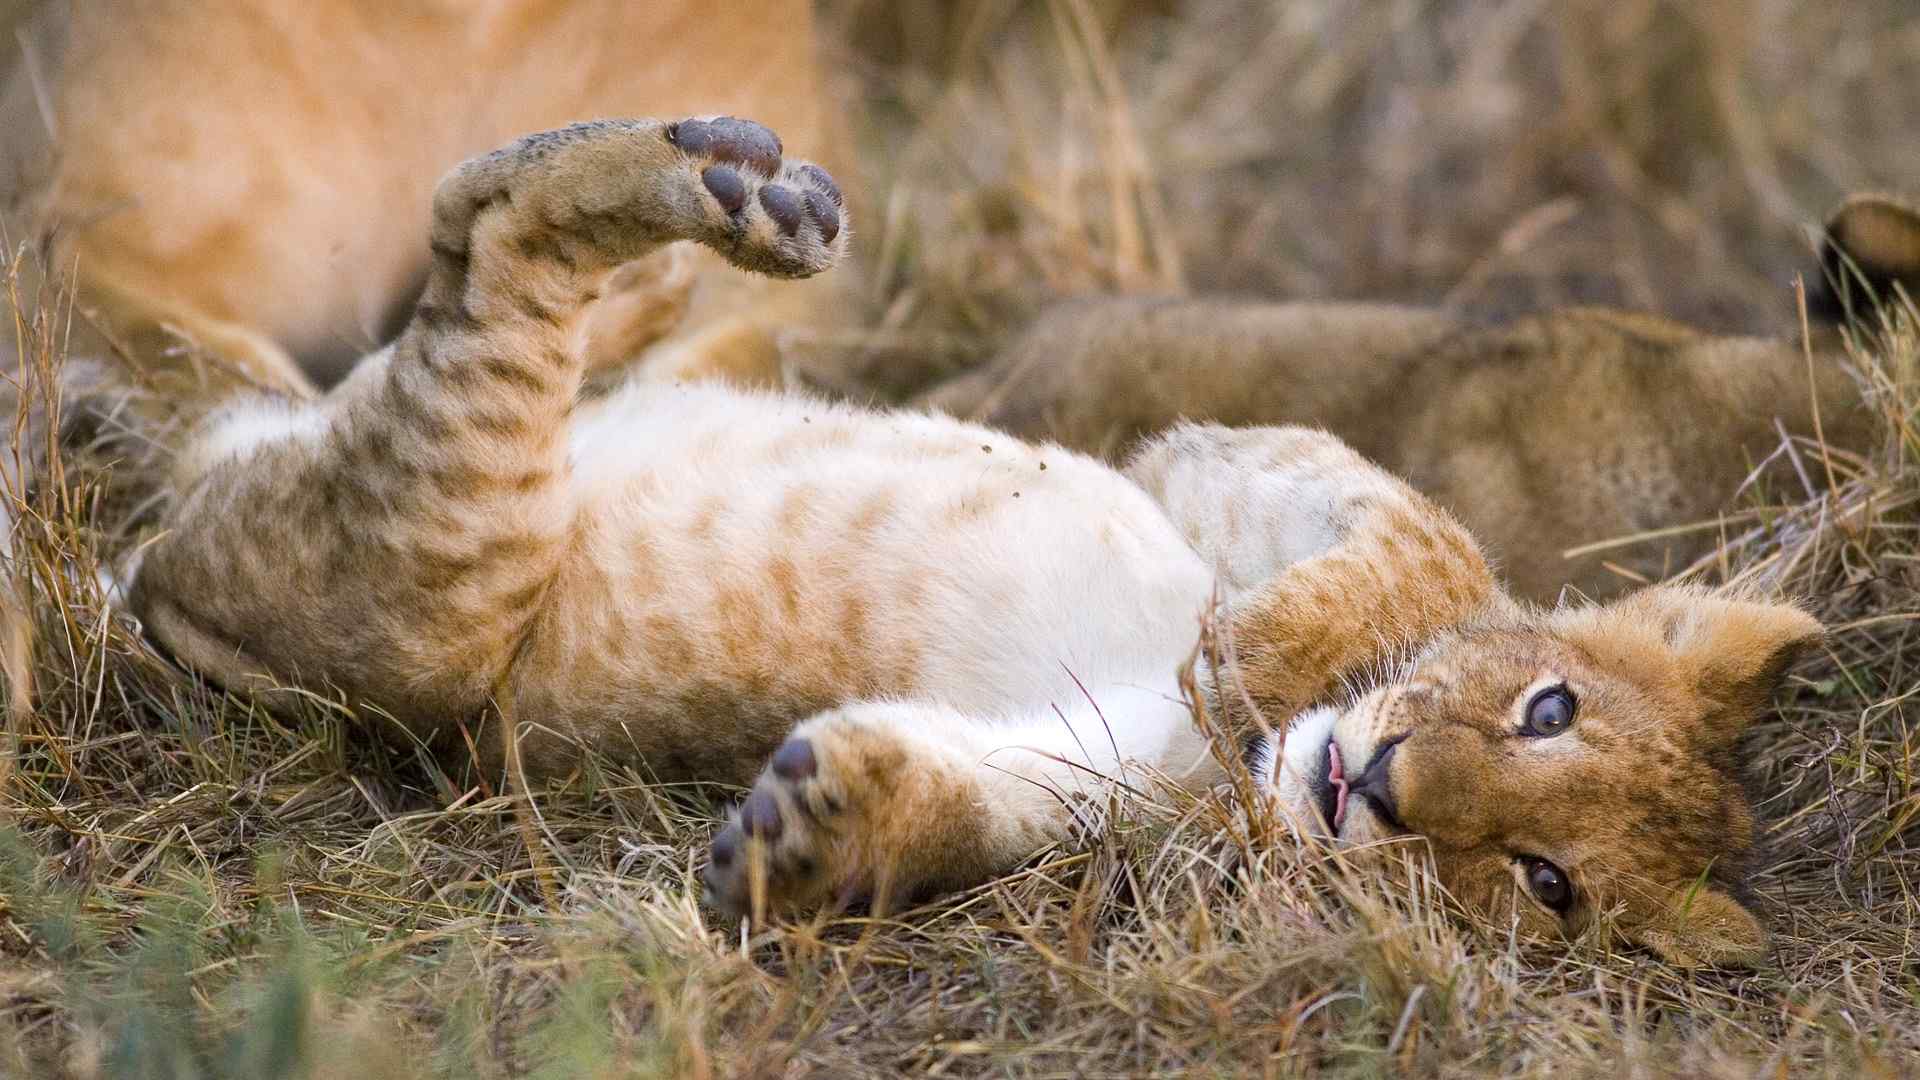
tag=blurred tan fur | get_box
[0,0,847,396]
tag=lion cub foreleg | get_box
[702,687,1205,920]
[1126,423,1503,722]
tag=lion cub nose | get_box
[1349,738,1405,829]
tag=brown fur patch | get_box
[926,292,1875,601]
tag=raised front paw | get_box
[665,116,846,280]
[702,710,972,922]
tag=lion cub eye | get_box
[1520,856,1575,913]
[1521,685,1576,737]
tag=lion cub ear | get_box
[1637,885,1769,969]
[1625,587,1824,744]
[1817,193,1920,318]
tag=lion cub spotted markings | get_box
[128,116,1817,969]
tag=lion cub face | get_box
[1271,586,1821,967]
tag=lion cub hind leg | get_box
[428,117,845,292]
[132,116,847,723]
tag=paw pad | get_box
[669,116,783,176]
[703,732,848,918]
[802,191,840,243]
[701,165,748,214]
[771,736,818,780]
[710,826,739,867]
[794,164,841,207]
[759,185,805,237]
[666,115,847,279]
[741,788,784,840]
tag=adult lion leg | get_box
[129,117,848,735]
[79,274,322,400]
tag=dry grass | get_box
[813,0,1920,381]
[3,2,1920,1076]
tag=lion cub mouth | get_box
[1315,739,1351,833]
[1270,706,1350,839]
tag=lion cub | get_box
[925,195,1917,601]
[123,117,1817,969]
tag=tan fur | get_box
[112,118,1815,970]
[2,0,842,394]
[923,196,1920,601]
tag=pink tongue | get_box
[1328,741,1351,831]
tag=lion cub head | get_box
[1268,585,1821,968]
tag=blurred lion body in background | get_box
[922,196,1918,599]
[0,0,847,396]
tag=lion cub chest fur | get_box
[499,382,1217,780]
